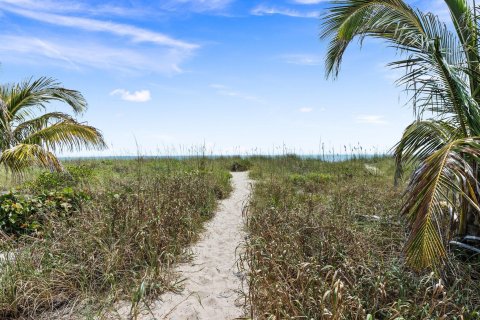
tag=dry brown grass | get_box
[241,156,480,319]
[0,157,233,319]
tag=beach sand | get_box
[145,171,251,319]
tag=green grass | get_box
[242,156,480,319]
[0,157,236,319]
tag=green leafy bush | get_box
[0,188,87,235]
[0,193,39,235]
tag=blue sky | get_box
[0,0,449,156]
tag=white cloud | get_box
[299,107,313,113]
[111,89,152,102]
[281,54,322,66]
[251,5,319,18]
[356,115,388,125]
[0,35,190,74]
[0,6,198,50]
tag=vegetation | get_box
[0,188,87,235]
[230,158,252,172]
[242,156,480,319]
[0,77,105,173]
[0,157,233,319]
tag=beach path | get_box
[149,171,251,319]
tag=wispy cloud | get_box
[0,6,198,50]
[0,0,236,17]
[281,54,322,66]
[210,84,228,89]
[161,0,234,12]
[0,1,199,74]
[356,115,388,125]
[299,107,313,113]
[251,5,319,18]
[291,0,325,4]
[209,84,264,102]
[111,89,152,102]
[0,0,146,17]
[0,35,190,74]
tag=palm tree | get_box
[0,77,106,173]
[321,0,480,269]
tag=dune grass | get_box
[242,156,480,319]
[0,156,236,319]
[2,154,479,319]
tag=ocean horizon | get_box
[59,153,390,162]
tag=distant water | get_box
[60,154,388,162]
[300,154,388,162]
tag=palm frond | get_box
[21,119,107,152]
[444,0,479,98]
[320,0,432,78]
[321,1,473,128]
[13,112,74,142]
[393,119,459,184]
[1,143,62,173]
[0,77,87,121]
[402,138,480,269]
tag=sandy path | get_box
[147,171,251,319]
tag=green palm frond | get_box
[13,112,74,142]
[1,143,62,172]
[391,41,475,135]
[0,77,106,173]
[321,1,471,124]
[444,0,479,95]
[402,138,480,269]
[321,0,436,78]
[0,77,87,122]
[21,119,106,152]
[393,120,459,184]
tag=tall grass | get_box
[0,157,233,319]
[242,156,480,319]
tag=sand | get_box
[144,171,251,319]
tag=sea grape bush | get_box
[0,188,87,235]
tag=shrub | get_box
[230,159,252,172]
[0,189,87,236]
